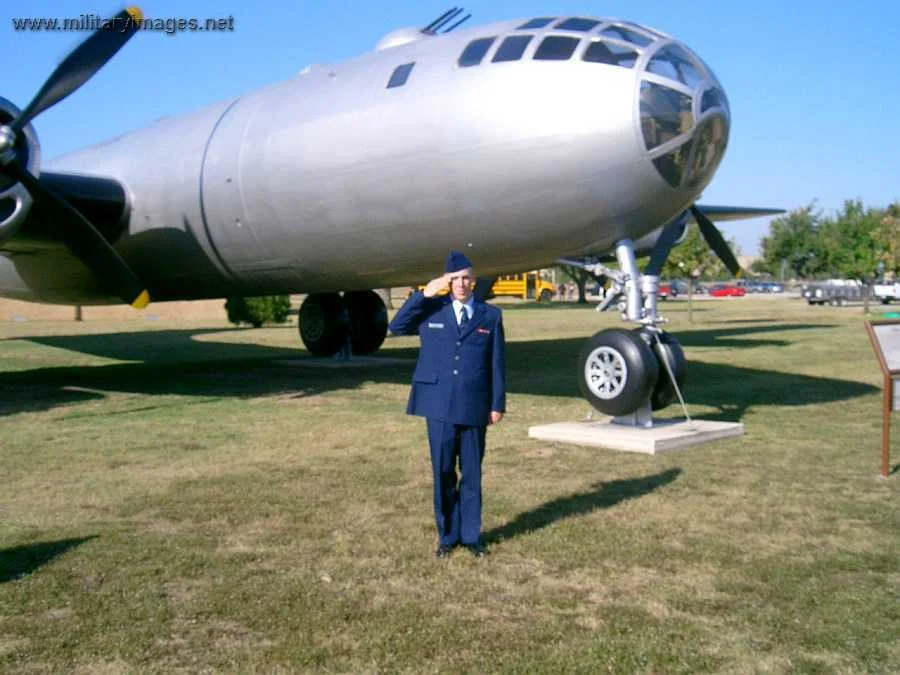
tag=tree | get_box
[662,224,735,281]
[225,295,291,327]
[759,204,824,278]
[557,264,594,303]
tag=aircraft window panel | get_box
[387,62,415,89]
[599,25,653,47]
[685,115,728,188]
[648,44,703,87]
[458,37,496,67]
[533,36,580,61]
[518,18,555,29]
[652,139,694,188]
[640,81,693,150]
[622,21,665,38]
[555,17,601,32]
[583,40,638,68]
[701,87,729,114]
[493,35,533,62]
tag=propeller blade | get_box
[644,216,688,277]
[4,161,149,308]
[9,7,142,135]
[690,204,742,277]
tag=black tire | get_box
[539,288,553,303]
[299,293,348,356]
[578,328,659,416]
[343,290,388,354]
[635,329,687,411]
[882,299,891,305]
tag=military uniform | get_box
[389,265,506,553]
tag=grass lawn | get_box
[1,296,898,672]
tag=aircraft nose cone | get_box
[637,39,730,193]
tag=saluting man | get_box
[389,251,506,558]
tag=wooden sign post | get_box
[864,319,900,477]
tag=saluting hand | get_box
[490,411,503,424]
[423,274,451,298]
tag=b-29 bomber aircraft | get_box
[0,7,780,419]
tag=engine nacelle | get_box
[0,96,41,245]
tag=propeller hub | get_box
[0,125,15,161]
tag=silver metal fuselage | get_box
[0,17,727,304]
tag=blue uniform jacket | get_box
[389,292,506,427]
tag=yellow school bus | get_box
[416,270,556,301]
[490,271,556,302]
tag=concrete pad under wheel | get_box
[528,419,743,455]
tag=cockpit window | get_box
[647,44,703,87]
[640,81,693,150]
[685,116,728,189]
[458,37,496,67]
[599,24,653,47]
[387,62,414,88]
[555,17,600,32]
[653,141,693,188]
[533,36,580,61]
[583,40,638,68]
[493,35,533,62]
[701,87,729,114]
[517,18,555,29]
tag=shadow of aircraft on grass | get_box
[0,323,874,420]
[483,468,681,544]
[0,536,97,583]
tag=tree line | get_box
[753,200,900,281]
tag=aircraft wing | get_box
[691,205,785,222]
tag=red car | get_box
[709,284,746,297]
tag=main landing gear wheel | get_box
[578,328,659,416]
[636,328,687,411]
[299,292,348,356]
[343,290,388,355]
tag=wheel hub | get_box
[585,346,628,399]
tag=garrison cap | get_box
[444,250,473,273]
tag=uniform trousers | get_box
[426,418,487,547]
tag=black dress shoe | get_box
[435,544,453,558]
[464,543,486,558]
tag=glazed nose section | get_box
[638,40,730,193]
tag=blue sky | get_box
[3,0,899,256]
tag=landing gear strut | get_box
[565,238,688,422]
[298,290,388,357]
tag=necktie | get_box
[459,307,469,332]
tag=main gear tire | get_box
[578,328,659,416]
[299,293,348,356]
[343,290,388,355]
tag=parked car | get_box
[709,284,746,297]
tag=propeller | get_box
[644,215,688,277]
[8,8,143,136]
[0,7,149,308]
[690,204,742,277]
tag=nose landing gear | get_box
[565,237,689,421]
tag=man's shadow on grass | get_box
[0,536,97,583]
[483,468,681,544]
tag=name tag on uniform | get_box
[427,322,444,329]
[477,328,491,334]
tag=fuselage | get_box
[0,14,729,304]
